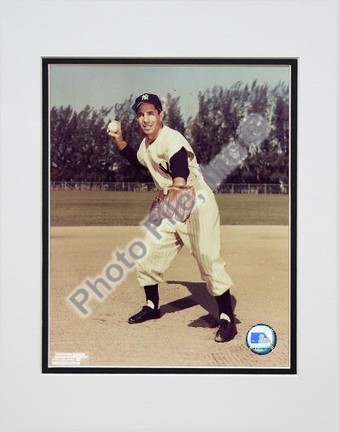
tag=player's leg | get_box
[128,283,161,323]
[187,186,233,294]
[214,288,236,342]
[187,185,236,342]
[128,220,184,324]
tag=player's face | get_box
[136,103,164,142]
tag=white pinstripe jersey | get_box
[136,125,203,190]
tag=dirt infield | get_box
[49,225,290,369]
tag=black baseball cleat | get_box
[128,306,161,324]
[214,319,237,342]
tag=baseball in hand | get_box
[107,121,119,133]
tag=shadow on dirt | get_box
[162,281,239,328]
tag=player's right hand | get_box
[107,122,127,150]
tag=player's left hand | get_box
[149,186,196,224]
[163,185,184,195]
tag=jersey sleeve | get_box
[162,129,195,164]
[119,145,144,168]
[162,130,189,160]
[169,147,189,180]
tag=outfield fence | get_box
[50,181,288,194]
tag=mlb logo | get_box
[246,324,277,355]
[251,332,271,344]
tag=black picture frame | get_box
[42,57,297,374]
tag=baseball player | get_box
[108,93,236,342]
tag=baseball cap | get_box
[132,93,162,112]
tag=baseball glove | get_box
[149,186,196,226]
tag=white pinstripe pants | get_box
[137,180,233,296]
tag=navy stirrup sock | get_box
[144,284,159,310]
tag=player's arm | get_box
[169,146,189,187]
[108,121,143,168]
[152,147,195,221]
[119,145,144,168]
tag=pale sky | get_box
[50,63,290,121]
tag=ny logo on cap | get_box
[141,94,149,101]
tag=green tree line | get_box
[50,82,289,185]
